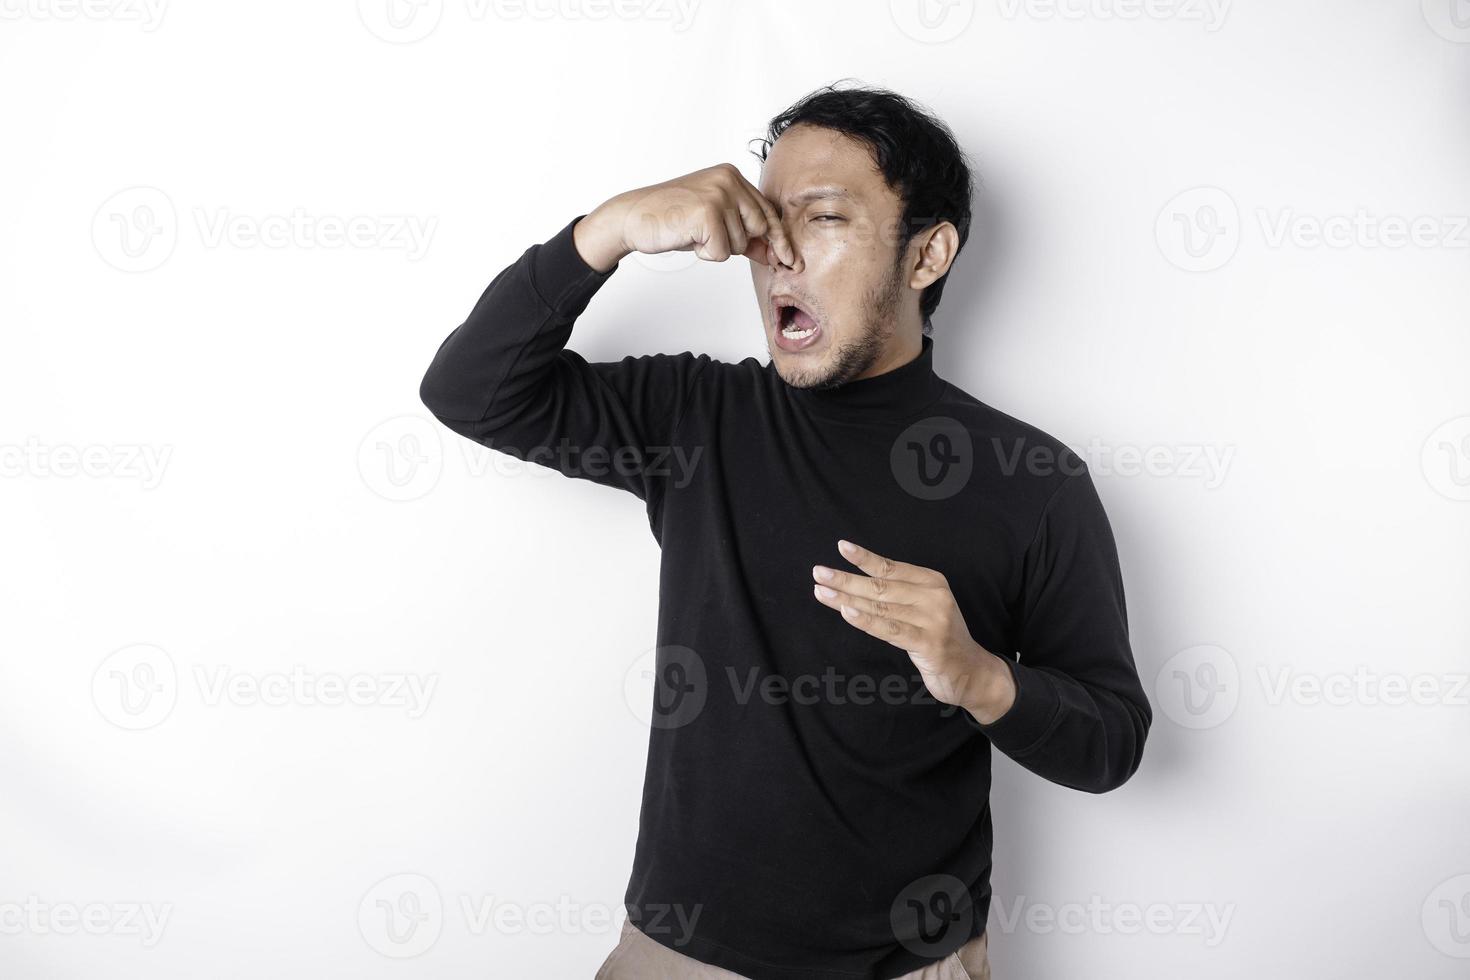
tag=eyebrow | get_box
[781,187,855,208]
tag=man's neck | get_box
[854,327,924,381]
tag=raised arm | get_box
[419,167,798,518]
[418,213,710,510]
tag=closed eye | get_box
[812,214,844,223]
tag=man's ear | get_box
[906,222,960,291]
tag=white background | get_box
[3,1,1468,977]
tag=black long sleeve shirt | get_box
[419,215,1151,979]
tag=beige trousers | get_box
[594,919,990,980]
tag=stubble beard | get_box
[774,253,906,391]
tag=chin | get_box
[771,346,840,389]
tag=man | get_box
[419,83,1151,980]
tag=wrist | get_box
[573,201,631,274]
[962,648,1017,727]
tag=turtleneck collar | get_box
[772,333,948,423]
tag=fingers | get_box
[695,208,733,262]
[833,602,927,651]
[719,204,748,258]
[721,165,797,269]
[697,193,763,264]
[812,580,929,629]
[741,192,798,270]
[812,563,925,606]
[744,234,773,267]
[810,539,953,652]
[835,540,946,587]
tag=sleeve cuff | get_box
[975,657,1064,757]
[528,213,618,312]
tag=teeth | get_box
[781,325,816,339]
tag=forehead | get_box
[759,123,896,212]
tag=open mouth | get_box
[771,293,822,352]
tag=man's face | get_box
[752,123,915,389]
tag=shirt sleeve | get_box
[976,468,1152,793]
[418,214,710,521]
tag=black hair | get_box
[752,80,975,334]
